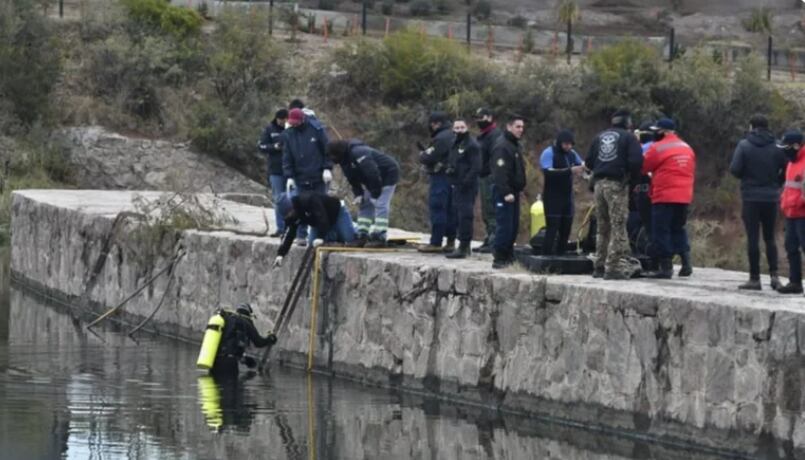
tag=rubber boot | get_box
[446,241,471,259]
[443,237,456,253]
[678,252,693,277]
[770,272,782,291]
[648,258,673,279]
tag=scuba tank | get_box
[196,312,225,370]
[197,375,223,431]
[530,194,546,238]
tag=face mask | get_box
[476,120,491,130]
[455,131,469,142]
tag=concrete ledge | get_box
[10,189,805,457]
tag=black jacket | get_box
[282,120,332,186]
[217,310,271,358]
[585,127,643,184]
[419,126,455,175]
[491,130,527,196]
[258,120,285,177]
[477,125,502,178]
[447,135,482,188]
[339,140,400,198]
[277,192,343,257]
[729,129,787,202]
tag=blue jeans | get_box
[308,204,356,244]
[357,185,396,240]
[428,174,456,246]
[784,218,805,284]
[493,186,520,258]
[269,175,287,232]
[290,182,327,239]
[650,203,690,259]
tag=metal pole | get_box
[59,0,63,18]
[669,27,675,67]
[269,0,274,36]
[466,12,471,49]
[768,35,773,81]
[362,1,367,35]
[566,19,572,64]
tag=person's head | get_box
[750,114,769,131]
[326,140,350,163]
[650,118,676,141]
[611,109,632,129]
[506,114,525,139]
[636,120,656,144]
[274,108,288,125]
[778,129,804,160]
[288,108,305,127]
[555,129,575,153]
[236,303,254,318]
[453,119,468,135]
[474,107,494,130]
[429,111,450,133]
[289,98,305,110]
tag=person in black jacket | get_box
[418,112,458,253]
[585,109,644,280]
[212,303,274,379]
[539,129,585,255]
[258,109,288,237]
[491,115,527,269]
[446,119,482,259]
[327,139,400,247]
[729,114,788,290]
[475,107,503,253]
[272,192,356,264]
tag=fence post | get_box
[59,0,63,18]
[385,17,390,38]
[767,35,773,81]
[466,12,471,50]
[323,17,329,43]
[566,19,572,64]
[447,24,453,40]
[362,1,367,35]
[790,50,797,82]
[668,27,675,67]
[269,0,274,36]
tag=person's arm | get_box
[245,319,272,347]
[277,222,298,257]
[729,143,744,179]
[541,148,572,176]
[258,126,271,152]
[491,147,513,197]
[584,138,598,172]
[356,151,383,198]
[641,144,659,175]
[626,136,644,181]
[282,132,295,179]
[319,128,333,170]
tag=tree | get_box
[557,0,579,64]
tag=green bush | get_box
[743,7,772,34]
[121,0,203,39]
[409,0,431,16]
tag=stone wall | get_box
[10,189,805,457]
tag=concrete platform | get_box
[10,189,805,458]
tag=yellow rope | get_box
[306,373,316,460]
[306,245,408,372]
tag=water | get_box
[0,273,752,460]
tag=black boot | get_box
[492,251,510,269]
[649,258,673,279]
[678,252,693,277]
[443,237,456,253]
[770,272,782,291]
[777,282,804,294]
[446,241,471,259]
[476,236,493,254]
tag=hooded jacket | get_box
[339,140,400,198]
[781,146,805,219]
[281,119,332,187]
[491,130,527,197]
[729,129,787,202]
[447,134,482,188]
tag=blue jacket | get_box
[281,120,331,186]
[340,140,400,198]
[258,120,285,177]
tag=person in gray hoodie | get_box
[729,114,788,290]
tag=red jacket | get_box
[781,146,805,219]
[641,133,696,204]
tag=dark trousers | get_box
[543,215,573,255]
[429,174,456,246]
[479,176,496,244]
[210,355,239,379]
[453,182,478,243]
[784,218,805,284]
[650,203,690,259]
[742,201,779,280]
[493,187,520,259]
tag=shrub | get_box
[381,0,393,15]
[409,0,431,16]
[120,0,203,39]
[472,0,491,20]
[743,7,773,34]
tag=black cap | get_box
[778,130,804,148]
[650,118,676,131]
[275,109,288,119]
[289,98,305,110]
[429,111,450,125]
[475,107,493,118]
[556,129,575,145]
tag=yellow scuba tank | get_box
[196,312,225,370]
[530,195,546,238]
[197,375,223,430]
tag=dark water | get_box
[0,271,753,460]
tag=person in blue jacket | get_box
[281,108,332,246]
[418,111,457,253]
[258,109,288,237]
[539,129,584,255]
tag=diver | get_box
[197,303,275,379]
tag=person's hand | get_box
[322,169,333,184]
[369,197,379,207]
[352,195,363,206]
[286,179,296,195]
[272,256,283,268]
[312,238,324,247]
[571,165,585,174]
[504,194,515,203]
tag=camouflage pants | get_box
[594,179,634,276]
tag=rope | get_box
[576,205,595,254]
[126,250,186,337]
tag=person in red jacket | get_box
[641,118,696,279]
[777,130,805,294]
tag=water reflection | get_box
[0,275,756,460]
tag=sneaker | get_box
[777,283,803,294]
[295,238,308,247]
[738,280,761,291]
[417,244,443,253]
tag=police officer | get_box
[539,129,584,256]
[418,111,457,253]
[282,108,332,246]
[326,139,400,247]
[491,114,527,269]
[212,303,274,379]
[258,109,288,237]
[585,109,644,280]
[475,107,503,254]
[445,119,481,259]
